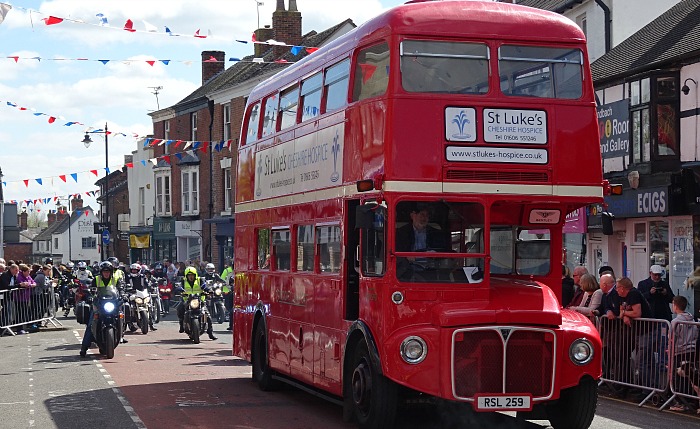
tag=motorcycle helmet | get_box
[142,267,152,276]
[45,257,54,265]
[77,261,87,270]
[66,261,75,270]
[129,263,141,276]
[184,266,198,280]
[154,262,164,272]
[99,261,114,272]
[205,263,215,275]
[107,257,119,268]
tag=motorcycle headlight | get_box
[215,289,222,296]
[135,297,143,305]
[103,302,116,313]
[190,299,200,309]
[166,288,171,292]
[144,296,150,303]
[569,338,594,365]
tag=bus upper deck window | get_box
[301,72,323,122]
[262,93,279,137]
[400,40,489,94]
[353,42,390,102]
[279,85,299,131]
[325,59,350,112]
[499,45,583,99]
[245,102,261,144]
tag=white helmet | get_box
[205,263,215,274]
[77,261,87,270]
[130,263,141,276]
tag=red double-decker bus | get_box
[234,1,603,428]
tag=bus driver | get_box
[395,203,448,253]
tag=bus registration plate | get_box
[475,394,532,412]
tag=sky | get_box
[0,0,407,218]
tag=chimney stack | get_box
[18,211,27,230]
[71,196,83,212]
[254,25,274,57]
[272,0,302,58]
[201,50,226,85]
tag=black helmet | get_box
[107,257,119,268]
[45,257,54,265]
[99,261,114,272]
[154,262,164,271]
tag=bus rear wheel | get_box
[546,376,597,429]
[348,339,397,429]
[252,322,278,391]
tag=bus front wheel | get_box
[347,339,397,429]
[546,376,597,429]
[252,322,277,391]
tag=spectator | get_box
[32,265,53,321]
[15,264,37,334]
[568,273,602,319]
[637,264,674,322]
[561,264,574,307]
[0,263,19,327]
[668,296,699,412]
[165,259,178,283]
[598,265,615,277]
[0,262,5,274]
[568,266,589,307]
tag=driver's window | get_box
[490,227,551,275]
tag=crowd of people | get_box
[0,256,235,338]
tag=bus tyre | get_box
[348,339,397,429]
[252,322,278,391]
[546,376,597,429]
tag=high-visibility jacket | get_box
[181,277,203,299]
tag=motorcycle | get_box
[182,292,209,344]
[74,280,94,325]
[206,280,227,324]
[90,288,124,359]
[148,281,161,324]
[157,278,172,315]
[128,288,152,334]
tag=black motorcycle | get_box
[206,280,227,324]
[182,292,209,344]
[90,288,124,359]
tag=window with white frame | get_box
[181,166,199,215]
[138,187,145,225]
[191,112,198,141]
[164,120,170,154]
[223,104,231,141]
[155,172,172,216]
[224,166,232,211]
[82,237,97,249]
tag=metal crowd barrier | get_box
[0,285,63,336]
[596,316,672,406]
[660,320,700,411]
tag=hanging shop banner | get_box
[129,234,150,249]
[597,99,630,159]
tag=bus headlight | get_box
[569,338,594,365]
[400,336,427,364]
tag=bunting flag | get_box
[0,2,11,25]
[2,55,298,65]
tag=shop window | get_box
[649,220,668,268]
[633,223,646,244]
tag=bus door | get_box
[345,199,361,320]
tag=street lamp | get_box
[82,122,109,261]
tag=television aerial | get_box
[148,86,163,110]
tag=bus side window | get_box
[296,224,315,272]
[353,42,390,102]
[262,93,279,137]
[257,228,270,269]
[317,225,341,273]
[244,102,261,145]
[279,84,299,131]
[273,228,291,271]
[300,72,323,122]
[324,59,350,113]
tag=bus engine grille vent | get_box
[451,328,555,400]
[444,170,549,182]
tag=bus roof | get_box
[248,0,585,101]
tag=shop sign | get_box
[604,186,668,218]
[153,218,175,239]
[597,99,630,159]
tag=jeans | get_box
[81,307,95,351]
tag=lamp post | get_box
[82,122,109,261]
[0,166,4,260]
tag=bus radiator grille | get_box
[444,169,549,182]
[452,328,555,399]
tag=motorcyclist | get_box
[59,262,77,311]
[152,262,167,281]
[203,263,223,282]
[125,263,157,332]
[80,261,127,357]
[220,259,234,283]
[75,261,94,283]
[177,266,217,340]
[108,257,124,282]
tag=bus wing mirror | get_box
[355,205,375,229]
[601,212,614,235]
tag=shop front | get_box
[153,217,176,263]
[176,219,202,264]
[129,227,153,265]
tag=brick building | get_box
[95,166,130,263]
[148,0,354,270]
